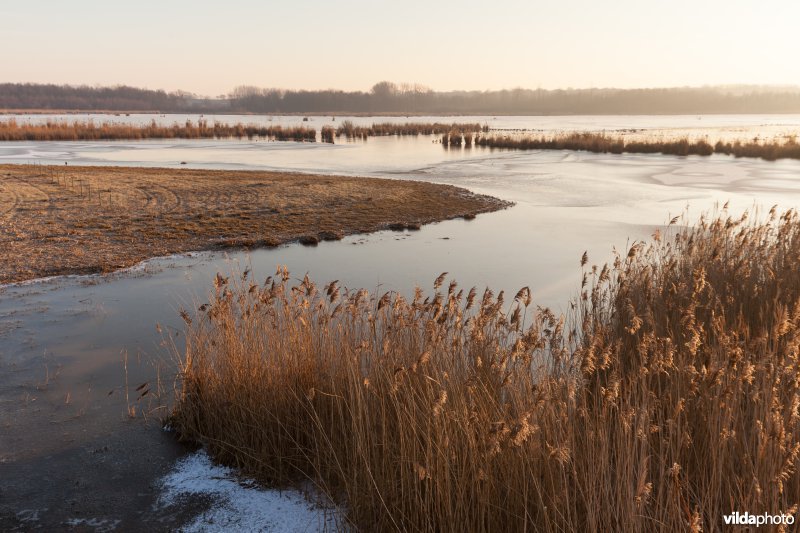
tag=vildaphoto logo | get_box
[723,511,794,527]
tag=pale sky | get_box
[2,0,799,95]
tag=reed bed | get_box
[713,138,800,160]
[441,130,465,147]
[321,125,336,144]
[474,132,800,161]
[442,130,478,148]
[0,118,316,142]
[171,209,800,531]
[336,121,487,140]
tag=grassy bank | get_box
[0,164,507,284]
[471,132,800,161]
[0,119,316,142]
[171,209,800,532]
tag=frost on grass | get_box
[157,450,339,532]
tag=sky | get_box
[2,0,800,95]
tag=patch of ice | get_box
[16,508,45,523]
[0,251,205,289]
[63,517,121,532]
[157,450,340,532]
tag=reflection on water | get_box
[2,115,800,463]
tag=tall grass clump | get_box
[0,119,316,142]
[475,131,800,161]
[442,130,477,148]
[171,209,800,532]
[320,125,335,144]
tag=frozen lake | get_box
[5,111,800,140]
[1,113,800,529]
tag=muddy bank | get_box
[0,164,509,284]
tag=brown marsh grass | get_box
[0,118,316,142]
[442,130,477,148]
[336,121,487,140]
[475,132,800,161]
[320,125,336,144]
[170,208,800,531]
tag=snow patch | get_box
[157,450,340,532]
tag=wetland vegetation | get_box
[470,132,800,161]
[0,119,316,142]
[171,209,800,531]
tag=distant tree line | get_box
[228,82,800,115]
[3,82,800,115]
[0,83,196,112]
